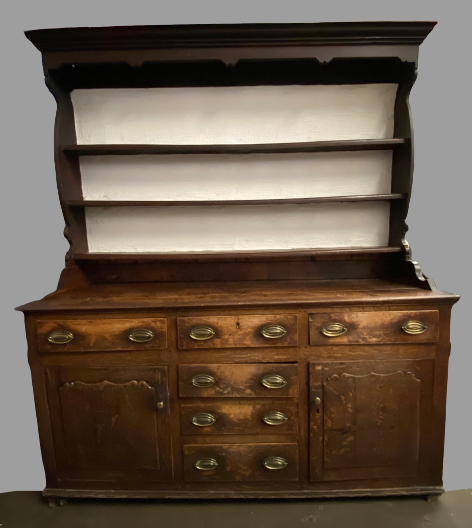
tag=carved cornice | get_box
[25,22,436,53]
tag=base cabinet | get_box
[45,367,172,484]
[310,360,434,482]
[24,301,453,499]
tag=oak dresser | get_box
[17,22,459,503]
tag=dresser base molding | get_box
[42,486,444,500]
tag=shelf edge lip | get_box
[71,246,403,262]
[25,22,437,53]
[67,194,405,208]
[62,139,407,156]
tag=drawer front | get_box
[183,443,299,482]
[177,314,298,349]
[37,318,167,352]
[179,364,298,398]
[181,402,298,435]
[309,310,439,346]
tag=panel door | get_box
[309,359,434,482]
[46,367,172,484]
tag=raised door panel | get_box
[310,359,433,482]
[46,367,172,484]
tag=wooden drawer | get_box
[179,364,298,398]
[177,314,298,349]
[37,318,167,352]
[309,310,439,346]
[183,443,299,482]
[181,402,298,435]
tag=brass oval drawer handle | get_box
[189,326,216,341]
[263,411,288,426]
[127,328,154,343]
[192,412,217,427]
[261,324,287,339]
[195,457,219,471]
[47,330,74,344]
[402,320,427,335]
[192,374,215,388]
[321,322,347,337]
[261,374,287,389]
[263,456,288,470]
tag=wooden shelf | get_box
[62,139,407,156]
[68,194,404,208]
[73,246,402,262]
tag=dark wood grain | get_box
[71,247,403,263]
[68,194,404,208]
[59,380,160,469]
[177,315,298,349]
[36,318,167,352]
[16,280,459,313]
[25,22,436,53]
[179,364,298,398]
[183,443,299,482]
[323,371,419,469]
[44,75,87,265]
[181,402,298,435]
[309,310,439,345]
[310,360,434,482]
[389,68,417,247]
[78,258,391,284]
[46,367,172,483]
[62,139,406,156]
[41,486,445,500]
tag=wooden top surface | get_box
[25,22,436,53]
[16,280,459,313]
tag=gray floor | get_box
[0,490,471,528]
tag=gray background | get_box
[0,0,469,493]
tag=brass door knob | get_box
[402,321,427,335]
[263,456,288,470]
[314,397,322,405]
[261,324,287,339]
[192,374,215,388]
[262,411,288,426]
[48,330,74,344]
[192,413,217,427]
[189,326,216,341]
[195,457,219,471]
[261,374,287,389]
[128,328,154,343]
[321,322,347,337]
[156,401,164,409]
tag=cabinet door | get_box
[310,360,433,482]
[46,367,172,484]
